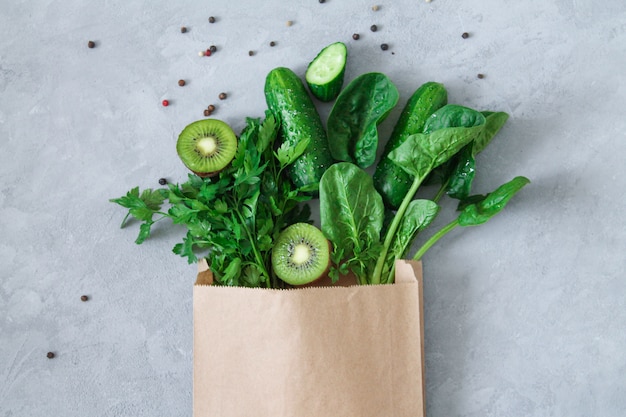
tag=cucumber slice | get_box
[305,42,347,102]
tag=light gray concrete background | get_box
[1,0,625,416]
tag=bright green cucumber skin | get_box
[373,82,448,208]
[265,67,334,190]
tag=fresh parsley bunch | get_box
[111,112,312,288]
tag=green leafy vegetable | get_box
[319,163,384,284]
[412,176,530,260]
[327,72,399,168]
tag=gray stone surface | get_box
[1,0,625,416]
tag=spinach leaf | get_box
[458,176,530,226]
[382,199,439,283]
[446,143,475,200]
[387,124,484,181]
[319,162,384,283]
[474,111,509,154]
[412,176,530,260]
[327,73,399,168]
[436,111,510,201]
[422,104,486,134]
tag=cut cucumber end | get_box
[305,42,347,102]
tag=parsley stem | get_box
[120,212,131,228]
[233,208,271,288]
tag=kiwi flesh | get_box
[272,223,331,286]
[176,119,238,177]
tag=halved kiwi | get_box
[271,223,331,286]
[176,119,237,177]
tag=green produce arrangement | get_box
[111,41,529,288]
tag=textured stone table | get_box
[1,0,625,416]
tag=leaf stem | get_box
[433,177,450,203]
[234,209,271,288]
[412,218,459,261]
[371,175,423,284]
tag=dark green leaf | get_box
[474,111,509,154]
[446,144,476,200]
[327,73,400,168]
[458,176,530,226]
[388,199,439,259]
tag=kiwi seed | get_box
[271,223,330,286]
[176,119,238,177]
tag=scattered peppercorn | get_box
[80,295,89,302]
[477,73,485,79]
[87,40,95,48]
[370,24,378,32]
[219,92,227,100]
[352,33,360,40]
[204,109,210,117]
[178,79,186,87]
[208,16,216,23]
[269,41,276,47]
[47,352,55,359]
[208,104,216,112]
[286,20,293,27]
[181,26,187,33]
[462,32,469,39]
[425,0,432,3]
[198,51,205,57]
[162,100,169,107]
[210,45,217,53]
[248,50,254,56]
[380,43,389,50]
[372,5,380,11]
[158,178,167,186]
[319,0,325,3]
[205,49,212,57]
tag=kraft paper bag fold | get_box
[193,259,425,417]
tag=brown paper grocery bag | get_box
[193,259,425,417]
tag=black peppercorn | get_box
[380,43,389,50]
[219,92,227,100]
[208,104,216,112]
[370,24,378,32]
[178,79,186,87]
[81,295,89,302]
[47,352,55,359]
[181,26,187,33]
[204,109,210,117]
[319,0,325,3]
[352,33,360,40]
[248,50,254,56]
[477,73,485,79]
[269,41,276,47]
[462,32,469,39]
[208,16,216,23]
[158,178,167,185]
[87,41,95,48]
[210,45,217,53]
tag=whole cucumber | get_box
[264,67,334,190]
[373,82,448,208]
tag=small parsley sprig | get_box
[110,112,312,288]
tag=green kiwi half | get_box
[176,119,237,177]
[271,223,331,286]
